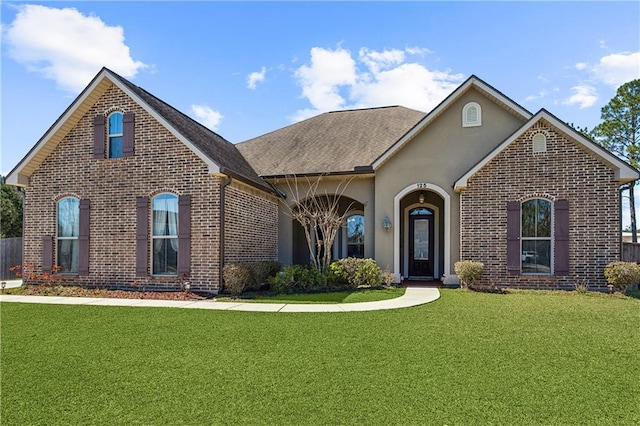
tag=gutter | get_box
[262,166,375,180]
[218,167,275,195]
[219,175,232,292]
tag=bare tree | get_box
[281,175,354,273]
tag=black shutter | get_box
[506,201,521,275]
[136,197,149,276]
[123,113,135,157]
[93,116,105,159]
[42,235,53,273]
[177,195,191,276]
[554,199,570,276]
[78,200,90,276]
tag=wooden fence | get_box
[0,238,22,280]
[622,242,640,263]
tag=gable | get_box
[7,68,269,192]
[372,75,533,170]
[454,110,639,191]
[374,86,528,191]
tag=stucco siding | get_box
[375,88,526,277]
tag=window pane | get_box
[347,215,364,244]
[410,208,432,216]
[413,219,429,260]
[152,194,179,237]
[57,239,78,273]
[57,198,79,237]
[347,244,364,258]
[153,238,178,275]
[109,113,123,135]
[522,199,551,237]
[522,240,551,273]
[109,136,123,159]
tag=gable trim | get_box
[454,109,639,192]
[372,75,533,170]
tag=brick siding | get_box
[460,121,620,289]
[224,181,278,263]
[22,83,275,292]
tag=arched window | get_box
[532,133,547,153]
[462,102,482,127]
[57,197,80,273]
[152,193,179,275]
[521,198,552,273]
[346,214,365,258]
[108,112,124,158]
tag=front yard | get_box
[1,289,639,424]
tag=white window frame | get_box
[107,111,124,159]
[462,102,482,127]
[56,196,80,274]
[151,192,179,276]
[521,198,553,275]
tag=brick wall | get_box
[23,83,232,291]
[224,181,278,263]
[460,120,620,289]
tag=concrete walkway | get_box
[0,286,440,312]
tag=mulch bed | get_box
[14,285,207,301]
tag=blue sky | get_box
[2,1,639,221]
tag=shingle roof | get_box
[236,106,426,177]
[109,70,270,191]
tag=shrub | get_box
[329,258,384,289]
[247,261,281,291]
[222,263,254,296]
[454,260,484,288]
[268,265,328,294]
[604,261,640,291]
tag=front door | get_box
[409,209,434,278]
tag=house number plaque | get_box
[416,183,429,189]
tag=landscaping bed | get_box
[6,285,207,300]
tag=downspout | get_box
[219,175,232,292]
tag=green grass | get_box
[217,287,405,304]
[2,290,639,424]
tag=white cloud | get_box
[293,47,358,115]
[292,46,464,121]
[599,40,608,49]
[247,66,266,90]
[405,46,432,56]
[575,62,587,71]
[563,85,598,109]
[592,52,640,86]
[4,4,147,93]
[191,104,223,130]
[359,47,405,74]
[525,90,548,102]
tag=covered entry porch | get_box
[393,183,450,282]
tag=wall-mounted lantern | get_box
[382,216,392,232]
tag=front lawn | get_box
[2,290,639,424]
[217,287,405,304]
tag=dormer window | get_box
[462,102,482,127]
[108,112,124,158]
